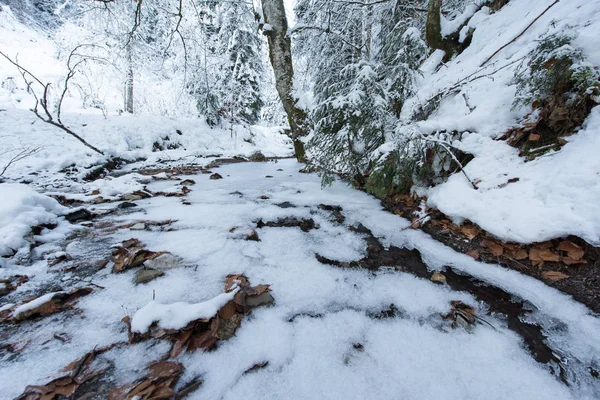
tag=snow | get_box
[0,159,599,399]
[441,4,479,37]
[1,1,600,399]
[392,0,600,245]
[0,183,67,256]
[131,289,238,334]
[428,106,600,245]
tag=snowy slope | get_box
[401,0,600,245]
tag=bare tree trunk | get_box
[260,0,309,162]
[426,0,460,59]
[425,0,444,51]
[125,41,134,114]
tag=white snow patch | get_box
[0,184,67,256]
[131,289,238,333]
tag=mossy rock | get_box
[248,151,267,162]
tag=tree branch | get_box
[479,0,560,67]
[0,49,105,155]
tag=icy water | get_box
[1,159,599,399]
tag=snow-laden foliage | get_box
[513,29,600,111]
[3,0,276,124]
[296,0,425,179]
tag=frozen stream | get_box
[1,159,599,399]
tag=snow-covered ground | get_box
[399,0,600,245]
[1,160,599,399]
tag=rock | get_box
[130,222,146,231]
[245,231,260,242]
[248,151,267,162]
[210,173,223,180]
[118,201,138,209]
[276,201,295,208]
[123,190,152,201]
[136,268,164,284]
[430,272,446,284]
[122,194,142,201]
[265,175,274,178]
[179,179,196,186]
[65,209,96,223]
[246,292,274,308]
[144,253,183,270]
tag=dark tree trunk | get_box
[260,0,310,162]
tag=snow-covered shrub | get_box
[366,128,472,197]
[513,29,600,134]
[379,25,428,117]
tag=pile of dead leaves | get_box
[124,274,273,357]
[108,361,185,400]
[17,344,123,400]
[1,287,93,323]
[111,239,169,273]
[384,194,588,273]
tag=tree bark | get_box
[260,0,309,162]
[125,41,134,114]
[426,0,460,59]
[425,0,444,51]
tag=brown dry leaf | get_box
[558,240,584,261]
[19,347,112,400]
[542,271,569,281]
[444,301,476,331]
[186,330,217,352]
[224,274,250,292]
[529,248,560,264]
[115,361,184,400]
[170,330,193,358]
[112,239,168,273]
[466,250,479,260]
[562,256,587,266]
[481,239,503,257]
[529,133,541,141]
[9,287,93,322]
[537,241,554,249]
[459,225,479,240]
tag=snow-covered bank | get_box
[0,107,293,184]
[428,106,600,245]
[385,0,600,245]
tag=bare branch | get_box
[1,145,43,177]
[0,49,105,155]
[480,0,560,67]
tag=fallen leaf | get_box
[558,240,584,261]
[430,272,446,284]
[562,256,587,266]
[529,248,560,264]
[459,225,479,240]
[542,271,569,281]
[466,250,479,260]
[481,239,503,257]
